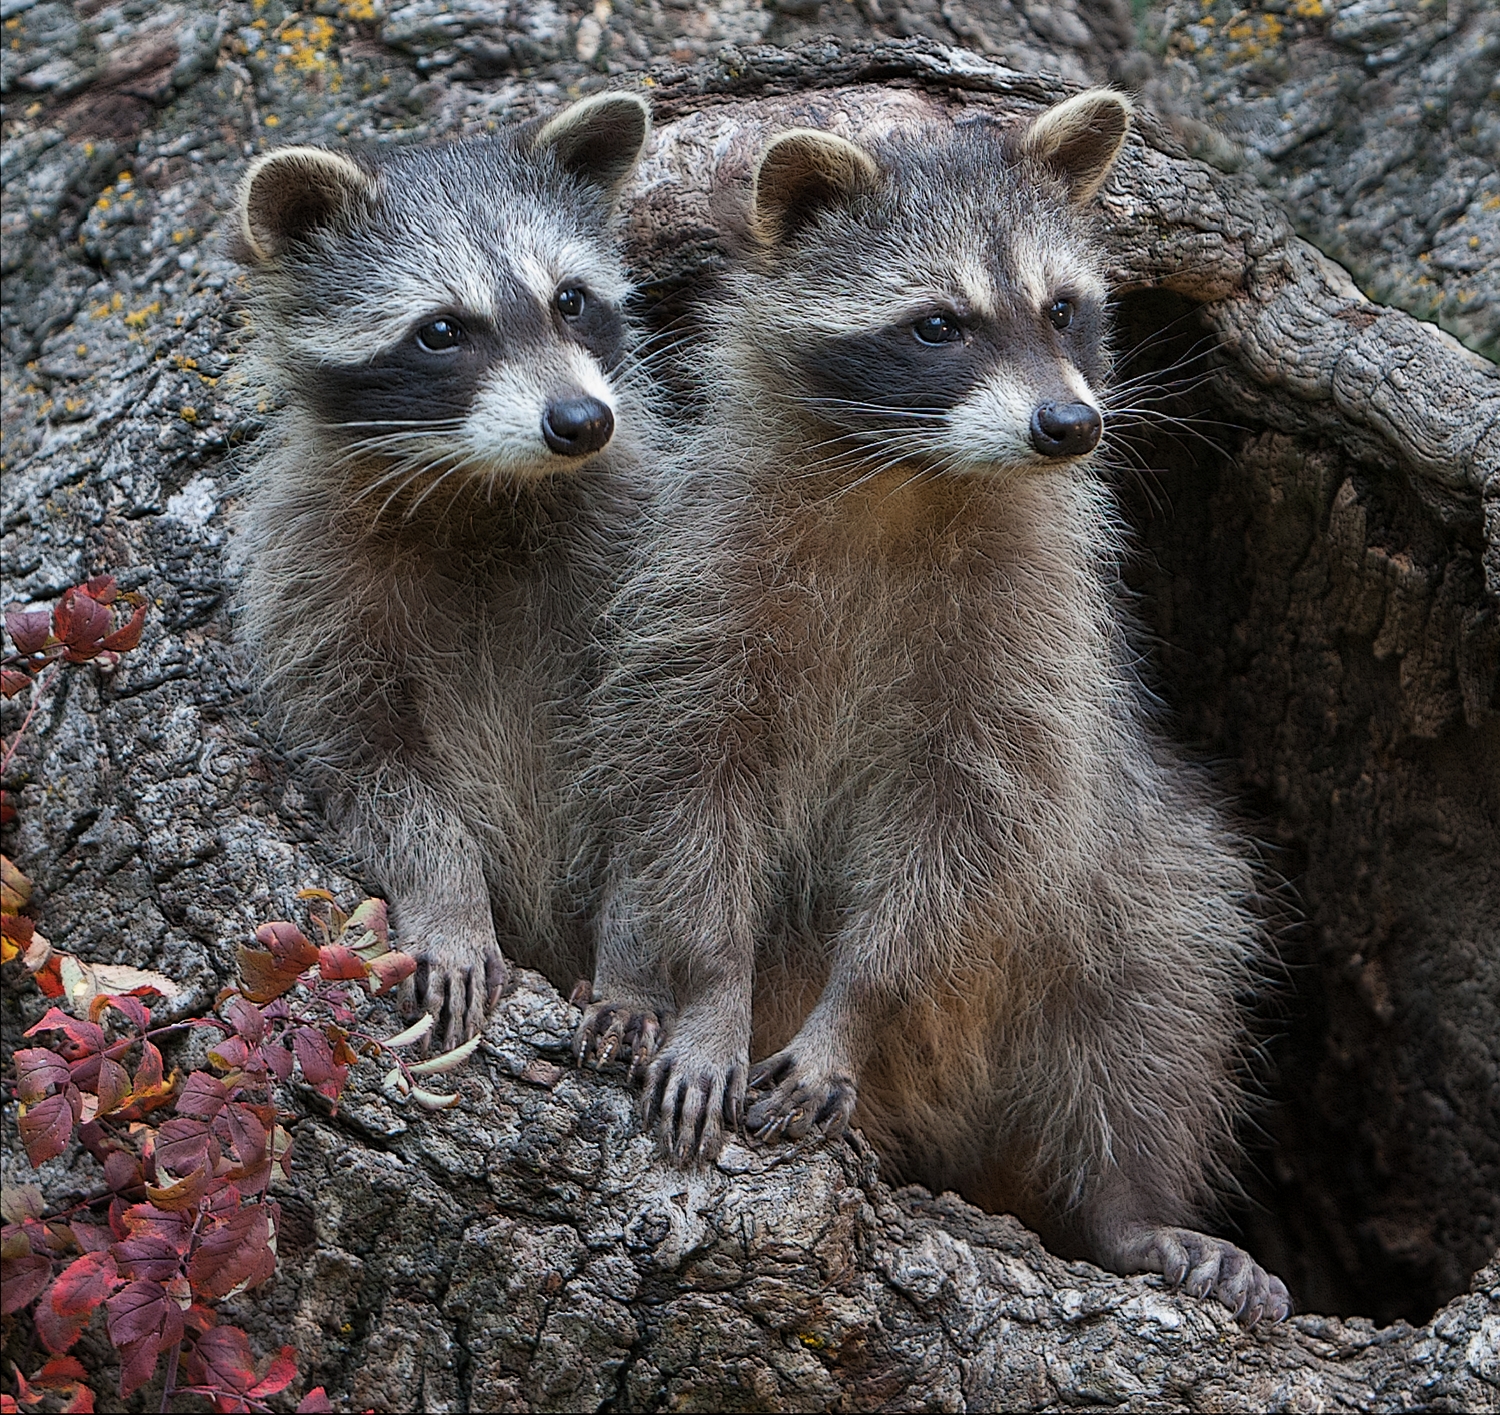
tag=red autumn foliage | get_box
[4,889,471,1412]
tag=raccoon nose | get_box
[1029,401,1102,458]
[542,397,615,457]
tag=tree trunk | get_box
[1,4,1496,1411]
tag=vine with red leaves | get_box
[4,891,475,1413]
[3,578,479,1410]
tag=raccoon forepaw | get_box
[403,943,507,1054]
[572,998,662,1080]
[745,1050,857,1145]
[641,1041,746,1165]
[1138,1227,1291,1328]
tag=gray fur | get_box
[236,97,654,1051]
[575,95,1291,1325]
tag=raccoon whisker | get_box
[797,395,948,422]
[401,459,470,521]
[323,418,468,431]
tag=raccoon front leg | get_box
[332,778,507,1053]
[574,863,670,1078]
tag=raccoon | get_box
[235,93,654,1051]
[575,91,1291,1324]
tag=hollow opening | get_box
[1108,287,1497,1326]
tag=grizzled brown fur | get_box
[236,94,654,1050]
[576,92,1291,1324]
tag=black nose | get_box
[1028,401,1102,458]
[542,396,614,457]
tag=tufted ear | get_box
[749,128,881,246]
[235,146,375,264]
[532,92,652,206]
[1020,89,1133,207]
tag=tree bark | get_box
[1,5,1497,1411]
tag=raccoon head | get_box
[738,90,1132,477]
[234,92,651,492]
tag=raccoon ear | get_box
[235,147,375,264]
[750,129,881,246]
[1021,89,1133,206]
[533,92,651,205]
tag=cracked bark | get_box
[2,6,1498,1412]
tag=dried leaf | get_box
[409,1085,463,1110]
[410,1033,482,1076]
[81,575,118,604]
[89,992,152,1030]
[380,1013,433,1049]
[1,1184,46,1223]
[100,601,147,653]
[235,947,303,1005]
[296,1388,336,1414]
[144,1166,209,1214]
[344,897,389,945]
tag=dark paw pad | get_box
[642,1049,745,1164]
[745,1052,856,1145]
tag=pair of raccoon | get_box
[236,87,1290,1326]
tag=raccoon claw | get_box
[572,999,662,1080]
[641,1043,745,1164]
[1137,1227,1291,1328]
[406,945,507,1054]
[745,1050,857,1145]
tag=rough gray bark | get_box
[2,4,1498,1411]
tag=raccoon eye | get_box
[1048,299,1075,331]
[913,314,961,346]
[555,288,586,319]
[417,317,465,352]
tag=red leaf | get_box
[120,1204,193,1251]
[6,609,52,655]
[116,1334,163,1400]
[63,1385,96,1415]
[317,943,368,982]
[177,1072,229,1121]
[254,921,319,972]
[19,1092,75,1166]
[105,1279,184,1351]
[100,601,146,653]
[290,1027,336,1085]
[0,666,32,698]
[14,1047,69,1104]
[111,1232,184,1283]
[33,1287,90,1353]
[1,1395,17,1414]
[68,1222,115,1255]
[368,950,416,996]
[23,1009,105,1053]
[50,1251,120,1316]
[218,1102,270,1169]
[33,955,65,997]
[235,947,303,1005]
[224,998,266,1044]
[103,1150,143,1196]
[91,992,151,1031]
[296,1388,336,1414]
[94,1056,132,1117]
[247,1346,299,1399]
[0,1250,51,1313]
[33,1356,89,1388]
[263,1041,294,1082]
[1,912,35,945]
[188,1206,273,1299]
[185,1323,255,1394]
[156,1117,217,1178]
[52,589,113,663]
[81,575,118,604]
